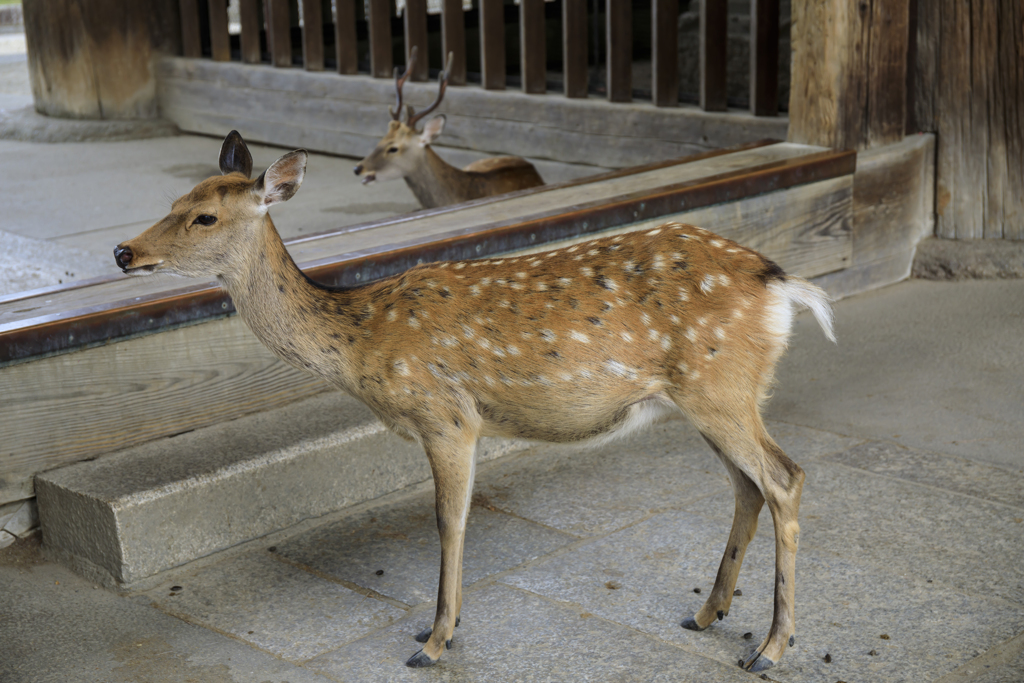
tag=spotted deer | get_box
[353,48,545,208]
[114,131,835,673]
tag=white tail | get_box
[353,48,545,208]
[116,131,835,673]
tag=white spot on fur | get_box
[510,283,524,290]
[670,315,680,324]
[470,285,482,296]
[678,288,690,302]
[581,266,595,277]
[604,360,637,379]
[568,246,579,252]
[507,345,521,356]
[387,310,398,322]
[558,277,572,287]
[715,327,726,340]
[697,316,707,326]
[677,362,688,373]
[661,335,672,351]
[686,327,698,342]
[710,239,724,248]
[718,274,731,287]
[516,272,527,279]
[408,316,420,329]
[536,282,548,291]
[640,312,652,326]
[454,263,466,269]
[647,228,661,236]
[701,275,715,293]
[540,329,557,342]
[652,255,665,270]
[570,331,590,343]
[648,329,660,342]
[621,331,633,342]
[462,325,475,339]
[394,359,410,376]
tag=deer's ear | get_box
[219,130,253,178]
[255,150,307,208]
[419,115,446,146]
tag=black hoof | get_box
[789,634,795,647]
[455,616,460,628]
[414,627,432,643]
[680,616,707,632]
[717,610,725,621]
[445,639,452,650]
[406,650,437,668]
[740,648,775,672]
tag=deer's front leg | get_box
[406,434,477,668]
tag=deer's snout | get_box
[114,245,134,270]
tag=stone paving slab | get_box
[275,491,577,607]
[303,583,755,682]
[143,551,405,663]
[501,504,1024,683]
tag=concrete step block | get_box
[35,391,526,589]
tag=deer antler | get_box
[389,46,419,121]
[407,51,454,130]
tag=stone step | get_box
[35,391,525,589]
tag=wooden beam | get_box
[180,0,202,57]
[208,0,231,61]
[699,0,726,111]
[239,0,263,63]
[520,0,546,94]
[300,0,324,71]
[441,0,467,85]
[750,0,779,116]
[367,0,392,78]
[334,0,358,74]
[562,0,588,98]
[265,0,292,67]
[404,0,430,81]
[652,0,678,107]
[606,0,632,102]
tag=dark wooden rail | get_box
[182,0,783,114]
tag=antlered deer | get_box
[354,48,544,208]
[114,131,835,673]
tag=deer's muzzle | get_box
[114,245,134,270]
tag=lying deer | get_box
[114,131,835,673]
[354,48,544,208]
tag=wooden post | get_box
[266,0,293,67]
[368,0,393,78]
[521,0,546,93]
[208,0,232,61]
[789,0,909,150]
[239,0,263,63]
[180,0,202,58]
[652,0,678,107]
[606,0,631,102]
[334,0,358,74]
[479,0,505,89]
[562,0,588,98]
[442,0,467,85]
[404,0,430,81]
[301,0,324,71]
[699,0,726,111]
[750,0,779,116]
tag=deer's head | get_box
[114,131,307,279]
[354,48,453,186]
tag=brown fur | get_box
[115,133,835,672]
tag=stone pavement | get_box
[2,278,1023,683]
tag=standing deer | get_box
[354,48,545,208]
[114,131,835,673]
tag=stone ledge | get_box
[35,390,528,588]
[913,238,1024,280]
[0,106,179,143]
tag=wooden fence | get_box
[178,0,783,115]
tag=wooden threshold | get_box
[0,143,854,366]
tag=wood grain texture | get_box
[180,0,202,58]
[562,0,587,98]
[606,0,631,102]
[208,0,232,61]
[239,0,263,64]
[404,0,430,81]
[520,0,546,94]
[652,0,678,107]
[864,0,909,147]
[300,0,324,71]
[368,0,392,78]
[334,0,358,74]
[265,0,292,67]
[750,0,779,116]
[442,0,467,85]
[699,0,726,111]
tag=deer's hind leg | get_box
[673,393,804,673]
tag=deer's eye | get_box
[193,214,217,226]
[387,147,399,154]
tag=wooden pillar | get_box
[788,0,910,150]
[442,0,467,86]
[652,0,678,107]
[22,0,163,119]
[699,0,726,111]
[606,0,632,102]
[404,0,430,81]
[562,0,588,98]
[520,0,546,93]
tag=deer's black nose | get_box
[114,245,134,269]
[353,164,363,175]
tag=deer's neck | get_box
[218,216,360,390]
[403,147,474,208]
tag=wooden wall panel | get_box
[606,0,631,102]
[699,0,726,111]
[300,0,324,71]
[404,0,430,81]
[208,0,232,61]
[562,0,587,98]
[442,0,467,85]
[520,0,546,94]
[180,0,202,58]
[266,0,292,67]
[368,0,392,78]
[239,0,263,64]
[334,0,358,74]
[652,0,678,107]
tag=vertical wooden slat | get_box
[480,0,506,89]
[562,0,587,98]
[652,0,678,106]
[865,0,909,146]
[300,0,324,70]
[266,0,292,67]
[334,0,357,74]
[699,0,726,111]
[442,0,467,85]
[208,0,231,61]
[520,0,546,93]
[404,0,429,81]
[368,0,393,78]
[606,0,632,102]
[180,0,202,57]
[239,0,262,63]
[750,0,779,116]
